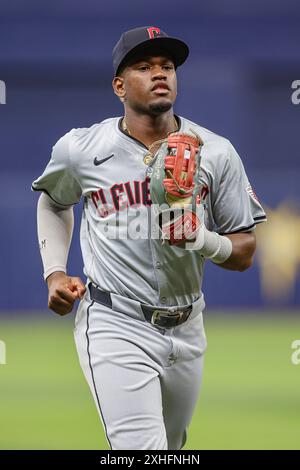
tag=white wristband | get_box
[208,232,233,264]
[185,225,233,264]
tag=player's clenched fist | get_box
[47,272,86,315]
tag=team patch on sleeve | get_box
[246,183,260,203]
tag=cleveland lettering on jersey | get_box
[92,177,152,217]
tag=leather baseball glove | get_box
[149,131,204,245]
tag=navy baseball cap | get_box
[112,26,189,76]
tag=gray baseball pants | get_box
[74,288,207,450]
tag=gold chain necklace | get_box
[122,117,179,166]
[122,117,179,137]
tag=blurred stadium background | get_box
[0,0,299,450]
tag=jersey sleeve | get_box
[31,130,82,206]
[211,142,267,234]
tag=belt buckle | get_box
[151,309,183,328]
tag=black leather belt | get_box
[88,283,192,329]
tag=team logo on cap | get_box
[147,27,161,39]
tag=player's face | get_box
[115,55,177,115]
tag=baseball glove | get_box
[149,131,204,245]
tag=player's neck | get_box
[122,110,178,148]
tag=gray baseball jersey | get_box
[32,116,266,450]
[32,116,266,306]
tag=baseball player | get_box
[32,26,267,450]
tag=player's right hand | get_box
[46,271,86,316]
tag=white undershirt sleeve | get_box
[37,193,74,281]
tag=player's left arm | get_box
[201,142,266,270]
[215,232,256,272]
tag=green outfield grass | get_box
[0,311,299,450]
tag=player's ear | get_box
[112,76,126,103]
